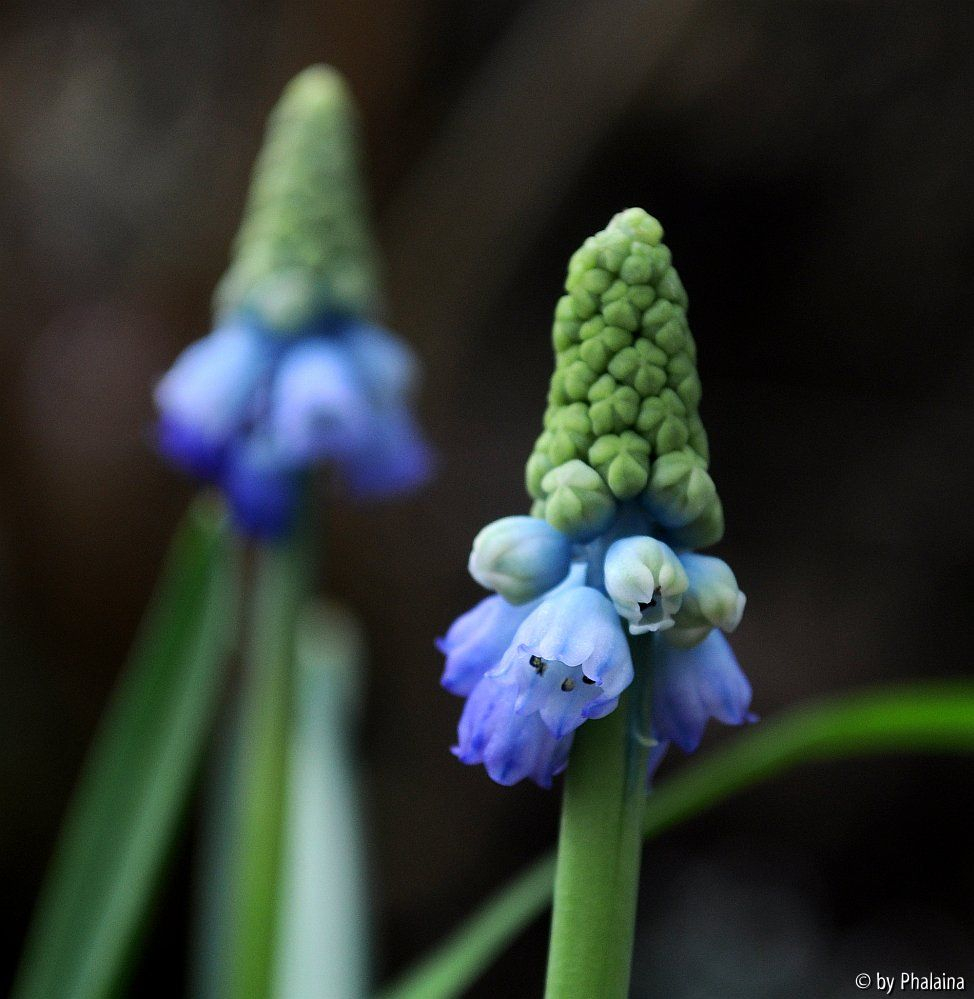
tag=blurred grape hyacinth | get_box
[439,209,754,786]
[154,67,432,537]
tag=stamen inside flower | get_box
[638,587,662,611]
[603,536,688,635]
[507,651,612,737]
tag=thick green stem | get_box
[544,636,653,998]
[227,533,313,997]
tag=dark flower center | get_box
[638,586,663,611]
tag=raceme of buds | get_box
[154,67,432,536]
[441,211,751,786]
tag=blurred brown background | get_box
[2,2,973,996]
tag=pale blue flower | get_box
[603,535,689,635]
[468,516,573,605]
[155,315,432,537]
[438,564,586,695]
[490,586,633,739]
[222,436,300,539]
[339,403,434,500]
[452,675,572,787]
[438,594,539,697]
[651,630,756,753]
[269,338,371,463]
[154,322,271,477]
[343,322,418,401]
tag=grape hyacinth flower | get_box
[439,209,754,787]
[154,67,432,538]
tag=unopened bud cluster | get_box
[214,67,380,334]
[526,208,722,547]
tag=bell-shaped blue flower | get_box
[438,563,586,696]
[468,516,573,605]
[155,322,271,477]
[222,437,301,539]
[339,403,434,500]
[154,315,433,538]
[603,535,689,635]
[269,338,371,462]
[343,322,419,401]
[651,630,756,753]
[453,675,573,787]
[668,553,746,648]
[490,586,633,739]
[438,594,539,697]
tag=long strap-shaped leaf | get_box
[13,496,238,999]
[194,591,370,999]
[273,601,369,999]
[376,683,974,999]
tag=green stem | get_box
[377,681,974,999]
[228,533,313,997]
[544,635,653,999]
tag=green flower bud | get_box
[526,208,723,544]
[667,554,746,648]
[667,496,725,549]
[643,448,717,529]
[603,535,689,635]
[213,65,380,333]
[525,448,554,500]
[588,431,650,501]
[540,460,616,541]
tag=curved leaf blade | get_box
[13,496,238,999]
[376,683,974,999]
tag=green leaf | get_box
[376,683,974,999]
[13,496,239,999]
[273,601,368,999]
[373,858,555,999]
[224,540,307,998]
[219,533,322,999]
[195,589,370,999]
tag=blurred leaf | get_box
[376,682,974,999]
[223,537,312,998]
[13,496,238,999]
[196,589,370,999]
[375,855,556,999]
[273,600,368,999]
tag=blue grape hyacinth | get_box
[154,66,432,537]
[156,316,431,537]
[439,209,754,787]
[441,508,752,787]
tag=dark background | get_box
[2,2,973,996]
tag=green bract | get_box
[214,66,380,333]
[527,208,723,544]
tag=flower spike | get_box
[154,67,432,537]
[440,208,751,790]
